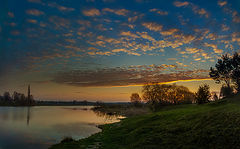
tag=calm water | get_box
[0,106,122,149]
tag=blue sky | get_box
[0,0,240,101]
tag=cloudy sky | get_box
[0,0,240,101]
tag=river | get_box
[0,106,122,149]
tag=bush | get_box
[195,84,211,104]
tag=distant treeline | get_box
[35,100,129,106]
[0,91,35,106]
[36,100,97,106]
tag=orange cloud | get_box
[150,8,168,15]
[102,8,129,16]
[26,9,44,16]
[142,22,163,31]
[120,31,139,39]
[218,1,227,7]
[82,8,101,16]
[173,1,189,7]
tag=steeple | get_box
[28,85,30,100]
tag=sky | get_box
[0,0,240,101]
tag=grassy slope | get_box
[50,96,240,149]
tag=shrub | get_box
[195,84,211,104]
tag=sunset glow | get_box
[1,0,240,101]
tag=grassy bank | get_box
[50,95,240,149]
[92,104,150,117]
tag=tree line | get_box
[0,91,35,106]
[130,83,209,111]
[130,52,240,110]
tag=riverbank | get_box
[92,104,150,117]
[50,95,240,149]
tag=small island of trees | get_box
[0,85,35,106]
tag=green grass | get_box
[50,95,240,149]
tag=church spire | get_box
[28,84,30,100]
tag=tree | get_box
[0,90,35,106]
[220,84,234,98]
[142,83,168,111]
[195,84,211,104]
[3,92,11,102]
[232,52,240,92]
[142,83,194,110]
[210,52,240,94]
[130,93,142,106]
[209,54,233,88]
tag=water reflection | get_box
[27,107,31,126]
[0,106,122,149]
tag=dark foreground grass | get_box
[50,95,240,149]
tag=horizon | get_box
[1,0,240,101]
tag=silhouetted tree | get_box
[130,93,142,106]
[210,54,232,88]
[3,92,12,103]
[232,52,240,92]
[195,84,211,104]
[142,83,194,110]
[220,84,234,98]
[210,52,240,94]
[0,90,35,106]
[0,95,4,104]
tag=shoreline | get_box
[49,105,150,149]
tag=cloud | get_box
[168,58,177,61]
[52,66,209,87]
[26,9,44,16]
[82,8,101,16]
[48,2,75,12]
[232,11,240,23]
[128,14,144,22]
[232,32,240,42]
[120,31,139,38]
[185,47,199,54]
[102,8,129,16]
[28,0,42,3]
[218,1,227,7]
[137,32,156,41]
[160,28,179,36]
[112,48,128,53]
[142,22,179,36]
[174,1,209,18]
[173,1,189,7]
[191,5,209,18]
[112,49,141,56]
[221,24,229,31]
[10,30,20,35]
[27,19,38,24]
[204,43,223,54]
[8,12,14,18]
[48,16,70,29]
[149,8,168,15]
[142,22,163,31]
[194,58,201,61]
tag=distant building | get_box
[28,85,31,101]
